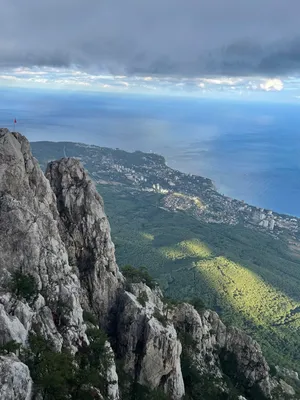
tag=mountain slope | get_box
[0,128,296,399]
[31,140,300,372]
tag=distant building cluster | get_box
[74,144,300,242]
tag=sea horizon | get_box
[30,137,300,220]
[1,87,300,217]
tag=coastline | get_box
[31,140,300,241]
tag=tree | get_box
[122,265,157,289]
[83,310,99,326]
[9,270,39,304]
[22,333,75,400]
[0,340,21,355]
[189,297,206,313]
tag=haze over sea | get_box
[1,87,300,216]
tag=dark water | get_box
[1,87,300,216]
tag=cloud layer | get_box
[0,0,300,77]
[0,67,291,98]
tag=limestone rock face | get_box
[46,158,123,326]
[116,283,185,400]
[222,326,271,398]
[0,129,86,351]
[0,129,123,399]
[0,355,32,400]
[278,379,295,396]
[105,342,120,400]
[173,303,272,398]
[173,303,226,377]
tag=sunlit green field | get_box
[99,184,300,372]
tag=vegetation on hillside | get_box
[31,141,300,371]
[0,303,173,400]
[17,318,113,399]
[17,329,172,400]
[99,184,300,372]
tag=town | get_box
[34,141,300,242]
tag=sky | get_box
[1,0,300,99]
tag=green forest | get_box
[98,184,300,372]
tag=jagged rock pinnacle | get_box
[46,157,124,327]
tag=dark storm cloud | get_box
[0,0,300,77]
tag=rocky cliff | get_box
[0,128,297,400]
[46,157,124,327]
[0,129,86,352]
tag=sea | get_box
[1,86,300,216]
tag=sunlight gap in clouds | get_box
[259,78,284,92]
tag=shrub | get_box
[269,364,277,377]
[21,333,75,400]
[137,291,149,307]
[10,270,39,304]
[117,377,169,400]
[163,296,181,307]
[115,359,133,400]
[0,340,21,355]
[163,297,182,318]
[22,329,114,400]
[153,308,167,327]
[51,298,73,330]
[82,310,98,326]
[85,327,111,367]
[180,345,239,400]
[131,383,169,400]
[74,328,113,396]
[122,265,157,289]
[179,331,197,348]
[189,297,206,313]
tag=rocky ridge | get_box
[0,128,298,399]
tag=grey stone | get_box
[46,157,124,327]
[0,355,32,400]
